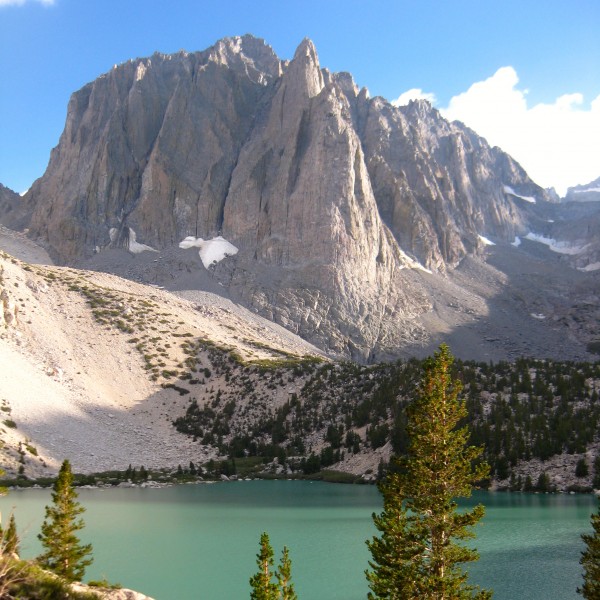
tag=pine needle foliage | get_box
[276,546,298,600]
[578,500,600,599]
[366,344,491,599]
[4,514,19,556]
[250,533,298,600]
[250,532,278,600]
[0,470,26,597]
[37,459,93,582]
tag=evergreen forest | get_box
[173,347,600,490]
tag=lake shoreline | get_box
[4,468,600,496]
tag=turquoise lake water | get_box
[0,480,596,599]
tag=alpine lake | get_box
[0,480,596,600]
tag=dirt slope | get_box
[0,232,323,477]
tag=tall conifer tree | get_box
[4,514,19,556]
[366,344,491,599]
[0,481,25,597]
[250,533,298,600]
[250,532,278,600]
[276,546,298,600]
[37,459,93,582]
[578,500,600,599]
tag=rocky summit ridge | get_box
[3,35,599,362]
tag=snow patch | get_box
[108,228,157,254]
[179,236,239,269]
[524,232,585,255]
[478,234,495,246]
[525,232,556,247]
[578,262,600,272]
[503,185,536,204]
[574,187,600,194]
[19,189,29,197]
[511,236,521,247]
[128,228,157,254]
[399,249,432,274]
[530,313,546,320]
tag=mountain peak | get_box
[287,37,323,98]
[293,37,317,59]
[206,35,282,79]
[8,34,591,363]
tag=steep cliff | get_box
[24,36,283,259]
[360,99,545,269]
[218,39,430,359]
[10,35,557,360]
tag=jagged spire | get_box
[287,38,324,98]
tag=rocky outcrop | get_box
[71,583,155,600]
[359,99,546,269]
[553,177,600,271]
[0,265,19,329]
[564,176,600,203]
[7,35,557,360]
[0,184,29,231]
[547,200,600,271]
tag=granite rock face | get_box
[8,36,555,360]
[359,99,545,270]
[24,36,283,260]
[0,184,29,231]
[218,39,430,359]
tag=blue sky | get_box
[1,0,599,195]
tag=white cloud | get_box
[438,67,600,196]
[0,0,54,6]
[392,88,437,107]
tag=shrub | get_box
[587,340,600,355]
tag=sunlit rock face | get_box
[12,35,552,360]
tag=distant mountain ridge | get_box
[564,175,600,203]
[1,35,598,361]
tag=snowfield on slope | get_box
[179,236,239,269]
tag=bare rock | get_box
[3,35,587,361]
[71,583,155,600]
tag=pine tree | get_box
[578,500,600,599]
[250,533,298,600]
[366,344,491,599]
[276,546,298,600]
[577,459,590,478]
[536,471,551,492]
[4,514,19,556]
[37,459,93,582]
[250,532,278,600]
[593,456,600,489]
[0,471,27,597]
